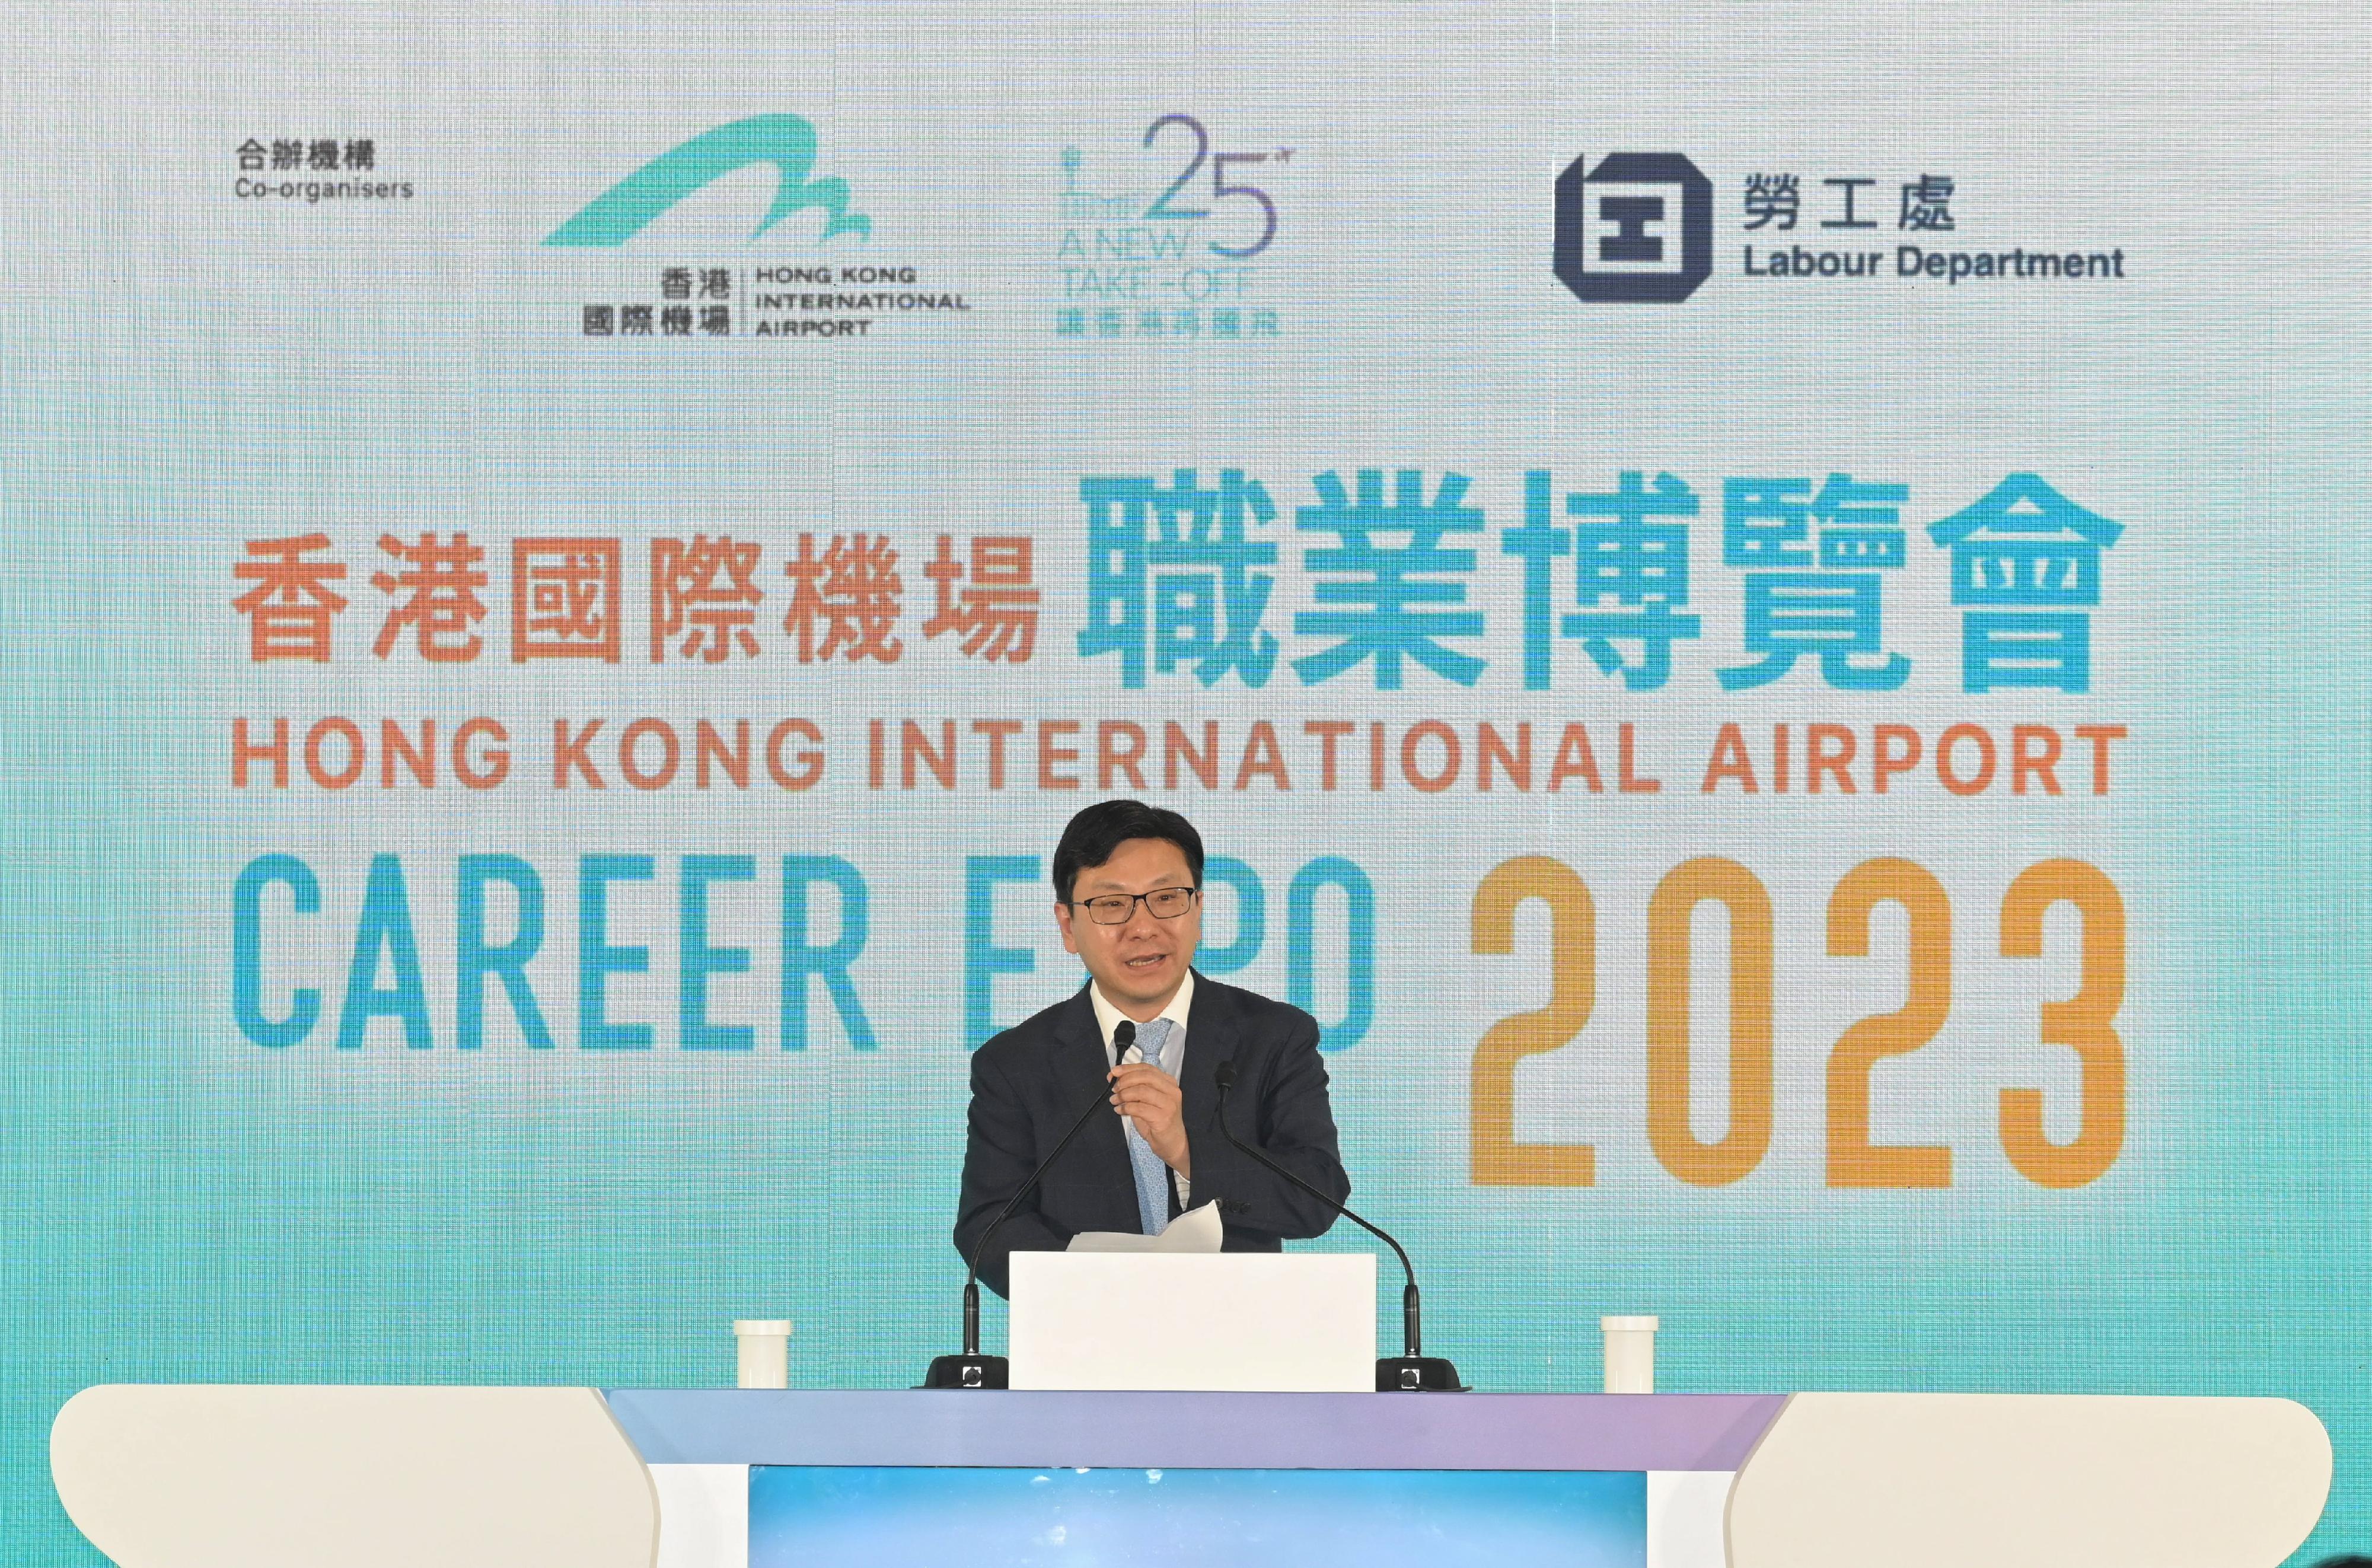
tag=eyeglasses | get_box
[1067,887,1200,925]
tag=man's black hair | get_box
[1052,799,1205,902]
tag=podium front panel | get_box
[608,1389,1786,1568]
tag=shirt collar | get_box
[1088,967,1195,1051]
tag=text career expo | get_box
[228,849,2125,1194]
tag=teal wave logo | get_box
[544,114,871,247]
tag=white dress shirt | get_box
[1088,968,1195,1210]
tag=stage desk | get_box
[52,1384,2331,1568]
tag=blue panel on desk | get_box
[602,1389,1786,1471]
[747,1465,1647,1568]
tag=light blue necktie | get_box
[1122,1018,1177,1235]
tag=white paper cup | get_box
[734,1319,792,1389]
[1601,1314,1658,1394]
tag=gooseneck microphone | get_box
[1214,1059,1465,1391]
[924,1021,1138,1389]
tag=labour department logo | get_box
[1554,152,1711,303]
[546,114,869,247]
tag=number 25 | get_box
[1144,114,1278,259]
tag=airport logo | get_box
[1553,152,1713,304]
[545,114,869,248]
[546,115,978,340]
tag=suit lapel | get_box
[1050,985,1133,1190]
[1179,971,1232,1145]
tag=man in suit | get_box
[955,799,1349,1296]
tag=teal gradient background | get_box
[1,3,2365,1563]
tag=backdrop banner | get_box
[2,3,2365,1560]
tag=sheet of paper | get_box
[1066,1200,1224,1254]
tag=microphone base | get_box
[921,1353,1010,1389]
[1377,1356,1467,1392]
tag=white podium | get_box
[1008,1251,1378,1391]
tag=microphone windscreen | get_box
[1112,1019,1136,1065]
[1214,1059,1237,1090]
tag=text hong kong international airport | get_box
[225,715,2126,800]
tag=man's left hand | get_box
[1109,1063,1190,1176]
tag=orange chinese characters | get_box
[373,532,489,662]
[651,535,764,662]
[783,534,902,663]
[922,534,1040,662]
[233,534,349,662]
[511,538,623,663]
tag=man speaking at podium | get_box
[955,801,1350,1296]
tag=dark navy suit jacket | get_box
[954,973,1350,1298]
